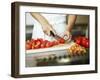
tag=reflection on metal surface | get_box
[57,58,70,63]
[26,49,89,67]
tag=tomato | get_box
[58,38,65,44]
[52,41,59,45]
[38,38,44,43]
[82,40,89,48]
[81,37,88,42]
[31,42,35,49]
[45,41,53,48]
[40,43,45,48]
[44,40,49,43]
[74,36,89,48]
[75,39,81,45]
[85,41,89,48]
[34,44,39,49]
[52,41,56,45]
[49,42,54,46]
[45,42,51,48]
[81,39,86,46]
[26,43,32,50]
[34,40,41,49]
[81,37,89,48]
[74,36,82,45]
[26,38,67,50]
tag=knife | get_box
[50,31,71,42]
[50,31,62,40]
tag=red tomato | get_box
[85,41,89,48]
[82,40,89,48]
[74,37,82,44]
[31,42,35,49]
[81,37,89,48]
[52,41,59,45]
[38,40,48,48]
[38,38,44,43]
[49,42,54,46]
[81,37,88,41]
[52,41,56,45]
[40,43,45,48]
[34,44,40,49]
[74,36,89,48]
[58,38,65,44]
[26,43,32,50]
[75,39,81,45]
[81,39,86,46]
[34,40,41,49]
[45,42,53,48]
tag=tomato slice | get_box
[37,38,44,43]
[52,41,59,45]
[58,38,65,44]
[34,40,41,49]
[40,43,45,48]
[26,38,67,50]
[45,42,52,48]
[26,43,32,50]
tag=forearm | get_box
[30,12,51,27]
[67,15,77,32]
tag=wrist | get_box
[66,26,72,32]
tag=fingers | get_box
[63,31,72,42]
[43,30,50,36]
[43,28,56,36]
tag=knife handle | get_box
[50,31,55,37]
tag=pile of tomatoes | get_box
[74,36,89,48]
[26,38,65,50]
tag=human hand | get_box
[42,24,56,36]
[63,30,72,42]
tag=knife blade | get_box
[50,31,62,40]
[50,31,71,42]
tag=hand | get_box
[63,31,72,42]
[42,24,56,36]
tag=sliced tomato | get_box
[45,41,53,48]
[40,43,45,48]
[58,38,65,44]
[34,40,41,49]
[31,42,35,49]
[26,43,32,50]
[52,41,59,45]
[49,42,54,47]
[37,38,44,43]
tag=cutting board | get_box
[26,41,75,54]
